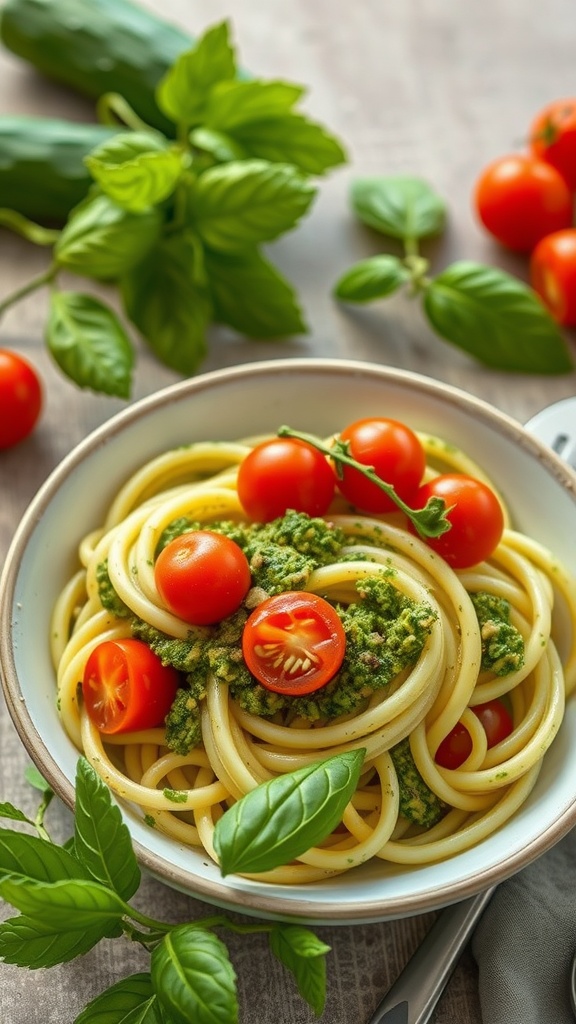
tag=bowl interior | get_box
[2,358,576,923]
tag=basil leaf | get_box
[205,246,307,337]
[55,193,163,281]
[189,128,248,164]
[151,924,238,1024]
[46,291,134,398]
[74,758,140,902]
[269,925,331,1017]
[205,79,305,129]
[121,231,212,375]
[0,804,32,825]
[224,112,347,175]
[190,160,316,250]
[156,21,236,127]
[423,260,574,373]
[75,973,162,1024]
[0,874,125,931]
[213,748,365,875]
[0,829,90,882]
[85,133,184,212]
[24,764,52,794]
[334,254,410,302]
[0,913,115,968]
[351,176,446,241]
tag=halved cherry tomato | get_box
[530,228,576,325]
[155,531,251,626]
[0,348,42,449]
[473,153,573,252]
[82,638,180,734]
[242,591,346,695]
[335,417,426,514]
[435,699,513,769]
[410,474,504,569]
[237,438,335,522]
[529,98,576,190]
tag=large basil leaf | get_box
[350,176,446,241]
[0,913,116,969]
[46,291,134,397]
[205,79,304,129]
[334,254,410,302]
[213,748,365,875]
[75,973,162,1024]
[223,112,347,175]
[156,22,236,126]
[55,193,162,280]
[204,246,306,337]
[423,260,573,373]
[151,925,238,1024]
[85,132,184,212]
[189,160,316,250]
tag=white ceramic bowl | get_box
[2,358,576,924]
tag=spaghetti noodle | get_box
[50,432,576,883]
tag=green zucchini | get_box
[0,0,194,134]
[0,116,121,222]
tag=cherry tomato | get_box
[237,437,335,522]
[154,531,251,626]
[473,153,573,252]
[82,638,180,734]
[335,417,426,514]
[411,474,504,569]
[435,699,513,769]
[529,98,576,190]
[530,228,576,325]
[0,348,42,449]
[242,591,346,695]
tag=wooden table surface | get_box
[1,1,576,1021]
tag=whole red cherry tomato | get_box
[237,437,335,522]
[529,98,576,190]
[473,153,573,252]
[411,474,504,569]
[154,531,251,625]
[82,638,180,734]
[335,417,426,514]
[242,591,346,695]
[435,699,513,769]
[530,228,576,325]
[0,348,42,449]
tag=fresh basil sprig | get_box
[0,756,342,1020]
[0,20,346,398]
[334,176,573,374]
[278,425,451,539]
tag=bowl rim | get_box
[2,356,576,923]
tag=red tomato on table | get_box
[529,98,576,190]
[242,591,346,695]
[530,228,576,326]
[0,348,42,449]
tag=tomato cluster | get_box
[0,348,42,449]
[473,98,576,326]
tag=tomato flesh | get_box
[82,638,180,734]
[530,228,576,326]
[242,591,346,695]
[336,417,426,513]
[411,473,504,569]
[237,438,335,522]
[155,530,251,626]
[0,348,42,449]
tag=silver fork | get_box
[367,396,576,1024]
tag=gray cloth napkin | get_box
[472,827,576,1024]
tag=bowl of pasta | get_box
[1,357,576,924]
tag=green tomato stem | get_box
[277,425,452,539]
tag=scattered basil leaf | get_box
[350,176,446,241]
[0,805,33,826]
[189,127,248,163]
[120,230,212,374]
[24,765,53,795]
[75,973,162,1024]
[0,913,117,968]
[269,925,331,1017]
[0,874,126,930]
[85,132,185,212]
[213,748,366,875]
[205,245,307,337]
[189,159,316,251]
[46,291,134,397]
[205,79,305,130]
[156,21,236,127]
[54,192,163,280]
[0,829,91,883]
[73,759,141,901]
[151,925,238,1024]
[223,111,347,175]
[334,254,410,302]
[423,260,573,373]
